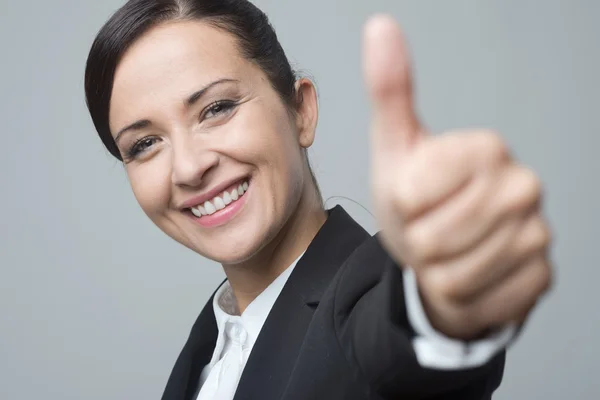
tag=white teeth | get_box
[190,181,249,218]
[223,191,232,205]
[213,196,226,210]
[191,207,203,218]
[204,201,216,215]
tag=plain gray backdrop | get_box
[1,0,598,398]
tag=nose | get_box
[171,135,219,188]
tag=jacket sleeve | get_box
[332,234,509,399]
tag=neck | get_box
[222,186,327,314]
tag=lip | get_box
[179,176,249,210]
[188,181,251,228]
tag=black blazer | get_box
[162,206,505,400]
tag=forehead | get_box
[109,21,253,131]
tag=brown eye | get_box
[203,100,237,120]
[126,136,159,159]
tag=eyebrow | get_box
[114,78,240,143]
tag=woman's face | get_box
[109,21,317,264]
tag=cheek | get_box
[259,128,306,217]
[244,102,302,166]
[270,116,306,186]
[127,161,171,218]
[236,107,305,195]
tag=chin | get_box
[189,223,273,265]
[198,239,264,265]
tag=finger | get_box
[485,164,542,218]
[363,14,425,157]
[403,171,497,263]
[403,159,536,262]
[468,212,550,300]
[424,211,549,301]
[392,130,508,221]
[468,252,552,329]
[420,215,521,300]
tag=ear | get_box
[293,78,319,148]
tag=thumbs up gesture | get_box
[364,16,552,340]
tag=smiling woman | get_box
[84,1,552,399]
[89,11,325,267]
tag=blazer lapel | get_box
[233,206,370,400]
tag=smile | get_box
[189,181,249,225]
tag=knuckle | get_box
[532,219,552,251]
[477,130,509,163]
[523,217,552,255]
[528,258,553,297]
[521,167,543,202]
[507,167,543,212]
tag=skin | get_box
[109,16,552,340]
[364,16,552,339]
[109,21,326,312]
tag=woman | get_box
[84,1,552,399]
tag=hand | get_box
[363,15,553,340]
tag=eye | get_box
[124,136,159,160]
[202,100,237,121]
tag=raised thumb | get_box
[363,15,425,155]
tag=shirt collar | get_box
[212,252,304,347]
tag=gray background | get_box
[0,0,597,398]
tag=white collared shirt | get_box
[196,256,515,400]
[196,256,298,400]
